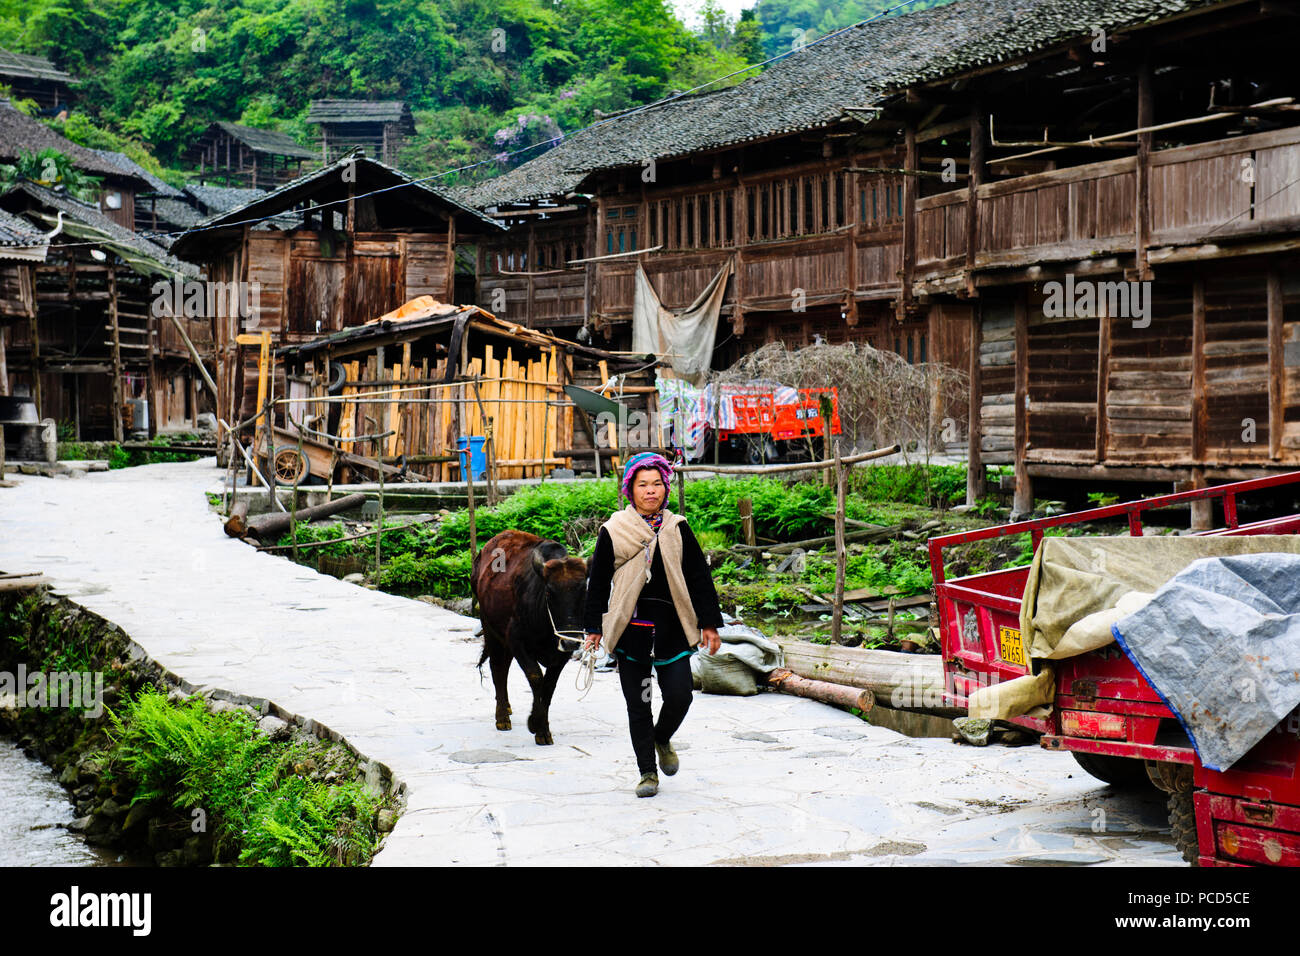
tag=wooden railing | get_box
[915,125,1300,277]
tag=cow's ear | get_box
[532,547,547,578]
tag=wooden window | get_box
[834,174,845,228]
[725,193,734,245]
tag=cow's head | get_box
[532,541,587,652]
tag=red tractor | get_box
[929,473,1300,865]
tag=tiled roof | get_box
[0,181,198,277]
[306,100,414,129]
[0,101,150,186]
[87,149,183,197]
[459,0,1229,207]
[172,154,502,259]
[210,121,316,159]
[0,48,73,84]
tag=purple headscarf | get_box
[621,451,674,503]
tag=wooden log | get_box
[767,668,875,712]
[0,573,47,592]
[224,498,251,537]
[244,492,367,540]
[772,637,948,711]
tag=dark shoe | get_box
[635,772,659,797]
[655,740,679,776]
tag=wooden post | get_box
[1096,310,1111,464]
[1268,269,1283,461]
[676,468,684,515]
[966,305,984,504]
[28,308,39,418]
[738,496,756,546]
[0,323,8,396]
[819,392,833,486]
[146,308,159,438]
[965,102,984,297]
[896,124,918,322]
[1134,57,1154,281]
[1012,294,1033,516]
[831,441,847,646]
[375,453,386,574]
[109,265,123,442]
[1191,279,1210,529]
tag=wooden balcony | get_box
[915,125,1300,291]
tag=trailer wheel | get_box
[1071,751,1152,788]
[1167,788,1199,865]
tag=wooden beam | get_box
[1192,278,1207,462]
[109,265,123,442]
[966,304,982,505]
[1268,269,1284,461]
[1133,56,1153,281]
[965,103,984,297]
[896,124,917,322]
[1096,313,1111,463]
[1013,294,1032,516]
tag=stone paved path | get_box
[0,460,1184,866]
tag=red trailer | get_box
[714,386,842,464]
[928,473,1300,865]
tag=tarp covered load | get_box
[691,623,785,696]
[1113,553,1300,771]
[969,535,1300,720]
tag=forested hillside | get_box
[0,0,954,188]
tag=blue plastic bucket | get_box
[457,435,487,480]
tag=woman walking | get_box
[584,451,724,797]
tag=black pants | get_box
[614,597,695,775]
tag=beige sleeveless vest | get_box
[598,504,700,653]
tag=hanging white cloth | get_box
[632,258,733,387]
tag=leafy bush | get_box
[105,689,384,867]
[855,464,967,506]
[377,551,472,596]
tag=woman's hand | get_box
[585,632,602,651]
[701,627,721,655]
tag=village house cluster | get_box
[1,0,1298,519]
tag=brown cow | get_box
[472,530,587,745]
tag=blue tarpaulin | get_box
[1113,553,1300,771]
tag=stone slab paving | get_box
[0,460,1184,866]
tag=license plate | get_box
[999,626,1027,667]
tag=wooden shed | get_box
[274,296,659,483]
[0,48,74,114]
[187,122,316,190]
[170,155,505,439]
[0,182,209,440]
[305,101,415,166]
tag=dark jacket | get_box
[583,522,724,635]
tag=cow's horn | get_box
[532,547,548,577]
